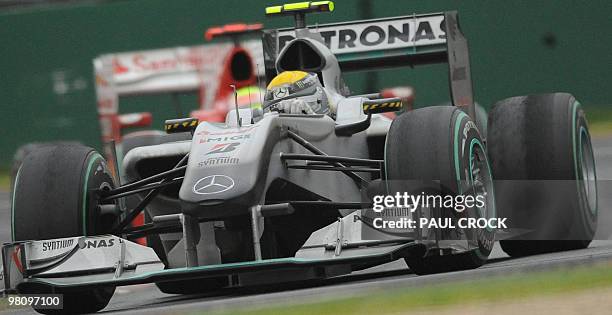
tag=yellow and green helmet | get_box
[265,71,329,115]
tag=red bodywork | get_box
[95,23,264,170]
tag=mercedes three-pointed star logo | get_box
[193,175,235,195]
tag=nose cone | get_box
[192,175,236,195]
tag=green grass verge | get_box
[586,106,612,136]
[204,262,612,315]
[0,168,9,191]
[0,297,16,312]
[0,297,29,312]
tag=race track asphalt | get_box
[2,136,612,314]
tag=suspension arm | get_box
[112,153,189,234]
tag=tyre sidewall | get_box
[12,145,117,313]
[386,107,495,266]
[452,110,495,259]
[570,99,597,239]
[80,152,117,236]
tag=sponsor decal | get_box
[463,120,477,138]
[273,87,289,99]
[200,134,251,144]
[42,239,74,252]
[197,125,257,144]
[193,175,235,195]
[196,125,258,136]
[198,156,239,167]
[112,58,129,74]
[79,238,116,249]
[207,142,240,154]
[277,14,446,54]
[112,49,205,76]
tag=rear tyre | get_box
[488,93,597,257]
[474,103,488,139]
[437,103,488,138]
[12,144,117,314]
[385,106,495,275]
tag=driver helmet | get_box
[265,71,329,115]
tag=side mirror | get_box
[335,96,372,137]
[335,114,371,137]
[362,98,403,115]
[164,118,199,134]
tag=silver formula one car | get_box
[3,1,597,313]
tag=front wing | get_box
[2,235,424,293]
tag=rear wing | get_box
[262,11,474,113]
[205,23,264,41]
[94,40,264,114]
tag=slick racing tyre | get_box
[9,141,80,194]
[438,102,488,138]
[488,93,597,257]
[385,106,495,275]
[12,144,117,314]
[474,103,488,139]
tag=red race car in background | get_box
[94,23,266,170]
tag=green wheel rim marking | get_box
[571,101,598,216]
[579,126,598,215]
[82,153,103,236]
[11,166,22,241]
[454,111,493,259]
[454,111,469,191]
[468,138,496,232]
[572,100,579,183]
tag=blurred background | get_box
[0,0,611,169]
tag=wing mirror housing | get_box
[362,97,403,115]
[334,96,403,136]
[335,113,371,137]
[164,118,199,134]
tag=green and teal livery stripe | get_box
[11,166,22,241]
[572,100,580,182]
[454,111,469,192]
[468,138,496,226]
[82,153,104,236]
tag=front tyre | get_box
[12,144,117,314]
[385,106,495,275]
